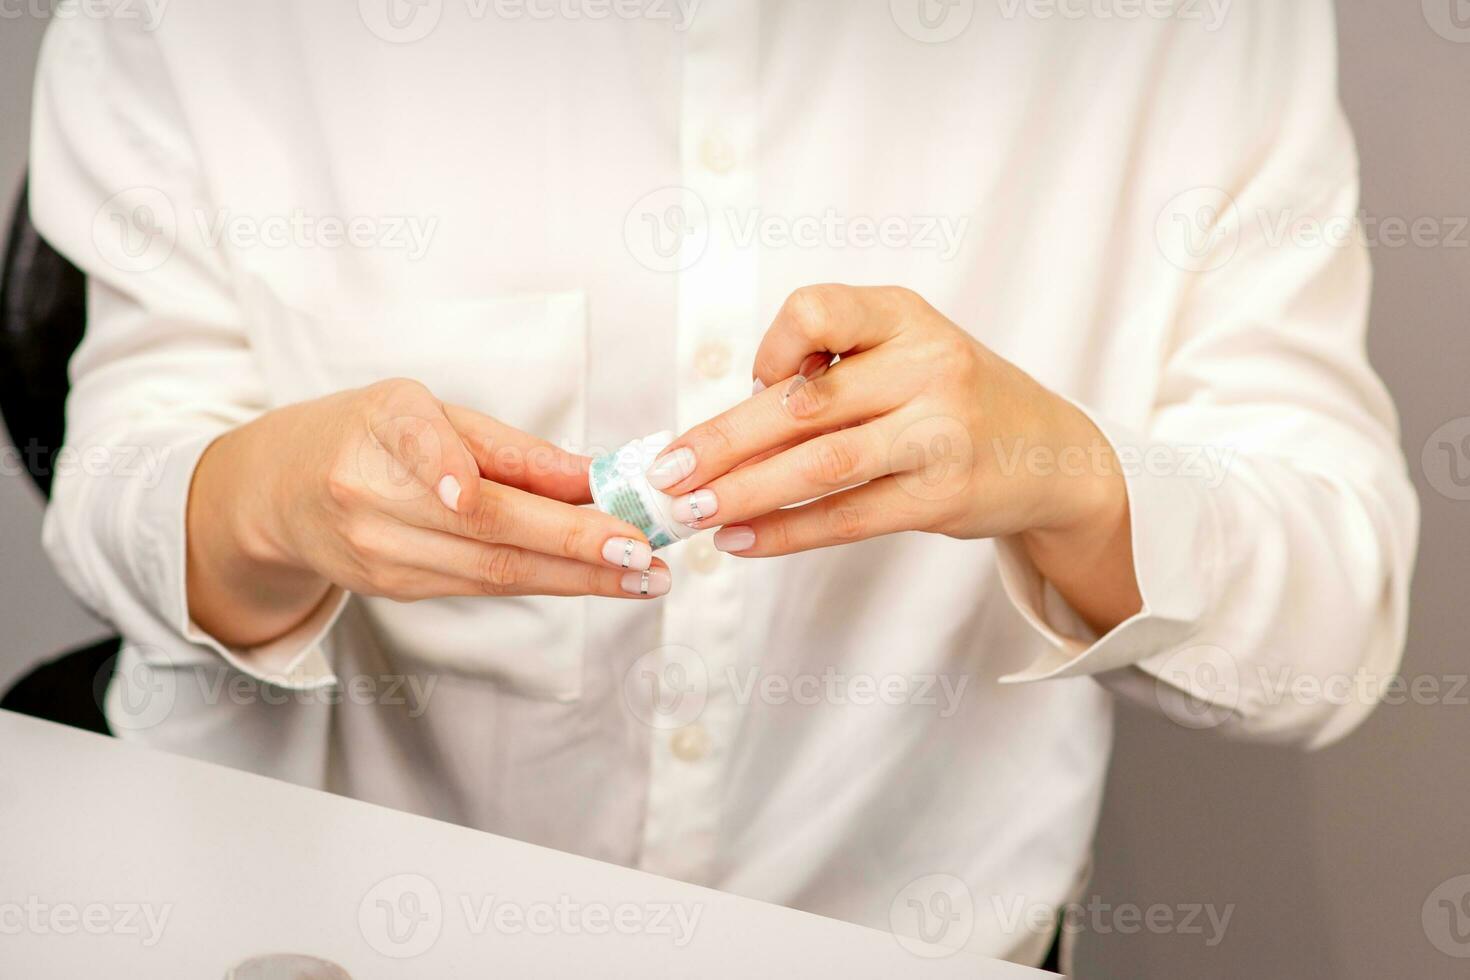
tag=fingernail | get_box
[673,490,718,526]
[645,447,696,490]
[781,375,808,410]
[603,537,652,571]
[752,377,766,395]
[621,567,672,598]
[436,475,462,512]
[714,525,756,553]
[798,352,831,379]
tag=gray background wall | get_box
[1,6,1466,977]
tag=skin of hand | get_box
[186,378,671,649]
[647,284,1144,635]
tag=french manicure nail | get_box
[798,351,832,379]
[782,374,809,409]
[673,490,718,526]
[645,447,696,490]
[714,525,756,553]
[602,537,652,571]
[752,377,766,395]
[621,567,672,598]
[436,475,462,512]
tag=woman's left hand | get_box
[646,284,1143,631]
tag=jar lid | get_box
[588,432,693,551]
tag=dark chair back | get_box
[0,176,88,499]
[0,174,116,735]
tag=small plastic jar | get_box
[589,432,698,551]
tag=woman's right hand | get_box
[186,378,669,648]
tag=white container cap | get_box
[588,431,697,551]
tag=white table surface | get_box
[0,710,1050,978]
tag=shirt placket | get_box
[637,0,760,885]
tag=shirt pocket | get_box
[239,278,590,702]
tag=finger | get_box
[368,407,483,518]
[388,476,658,572]
[750,284,919,390]
[674,416,911,529]
[710,477,923,558]
[647,349,906,496]
[361,522,672,599]
[445,404,593,505]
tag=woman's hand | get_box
[646,284,1142,633]
[187,378,669,649]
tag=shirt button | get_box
[671,724,712,762]
[695,340,732,380]
[700,134,736,175]
[686,536,722,574]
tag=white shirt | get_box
[30,1,1417,966]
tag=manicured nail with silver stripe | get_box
[673,490,718,527]
[621,567,671,597]
[602,537,652,571]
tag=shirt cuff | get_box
[996,408,1223,684]
[142,429,346,691]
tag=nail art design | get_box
[602,537,652,572]
[621,567,671,597]
[673,490,719,527]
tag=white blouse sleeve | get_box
[28,16,345,694]
[995,4,1419,750]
